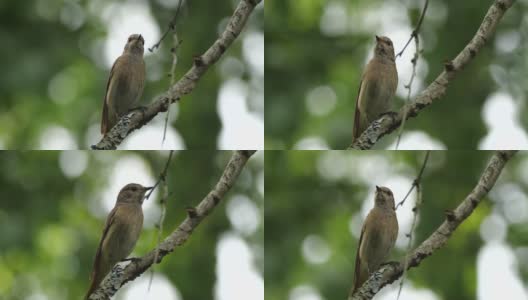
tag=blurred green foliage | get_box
[0,150,263,299]
[265,150,528,300]
[265,0,528,149]
[0,0,263,149]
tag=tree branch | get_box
[349,150,517,300]
[89,150,257,299]
[91,0,262,150]
[348,0,516,150]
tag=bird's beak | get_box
[144,186,154,191]
[375,35,380,42]
[375,185,381,192]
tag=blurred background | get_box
[0,150,264,299]
[265,150,528,300]
[265,0,528,149]
[0,0,263,149]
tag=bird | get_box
[85,183,153,299]
[352,35,398,142]
[101,34,146,135]
[350,185,398,296]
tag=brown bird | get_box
[350,186,398,296]
[352,36,398,142]
[101,34,146,135]
[85,183,152,300]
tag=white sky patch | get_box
[155,0,184,10]
[215,233,263,300]
[479,92,528,149]
[123,273,181,300]
[305,85,337,117]
[288,285,324,300]
[101,1,160,67]
[349,153,393,184]
[477,242,528,300]
[344,1,411,37]
[394,37,429,101]
[84,124,102,149]
[293,137,330,150]
[376,281,439,300]
[495,30,521,54]
[121,122,185,150]
[242,31,264,77]
[60,1,85,31]
[316,151,351,182]
[320,1,348,36]
[218,79,264,149]
[489,182,528,224]
[101,154,158,228]
[349,212,364,240]
[479,213,507,242]
[387,131,447,150]
[226,195,261,236]
[59,151,88,179]
[48,68,79,105]
[38,125,78,150]
[301,235,332,265]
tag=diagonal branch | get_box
[348,0,516,150]
[349,150,517,300]
[89,150,257,299]
[91,0,262,150]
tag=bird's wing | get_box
[351,218,367,293]
[85,206,118,299]
[100,57,123,135]
[91,206,117,279]
[352,79,364,142]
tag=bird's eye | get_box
[131,186,137,191]
[128,37,132,42]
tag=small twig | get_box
[145,150,175,200]
[148,0,184,52]
[147,174,169,292]
[395,151,430,210]
[162,35,184,147]
[394,0,428,149]
[395,154,425,300]
[395,0,429,58]
[394,36,420,150]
